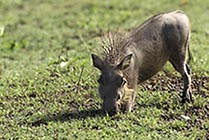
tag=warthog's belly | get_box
[138,66,165,83]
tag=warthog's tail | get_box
[186,32,193,64]
[187,44,193,64]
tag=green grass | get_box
[0,0,209,139]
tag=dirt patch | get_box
[140,72,209,96]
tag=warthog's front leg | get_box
[126,92,136,112]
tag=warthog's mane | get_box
[101,32,132,65]
[101,13,165,65]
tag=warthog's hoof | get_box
[181,91,193,104]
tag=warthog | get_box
[91,10,193,115]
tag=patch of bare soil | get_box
[141,72,209,96]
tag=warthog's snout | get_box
[103,100,119,115]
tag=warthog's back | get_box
[128,10,190,83]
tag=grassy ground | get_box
[0,0,209,139]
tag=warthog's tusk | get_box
[121,84,134,103]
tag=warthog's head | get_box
[91,53,132,115]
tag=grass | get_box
[0,0,209,139]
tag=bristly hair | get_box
[101,31,132,65]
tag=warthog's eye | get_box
[116,76,126,87]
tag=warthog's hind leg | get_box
[169,59,193,103]
[181,63,193,103]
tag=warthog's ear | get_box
[91,54,104,71]
[117,54,132,70]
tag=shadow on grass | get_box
[31,109,105,127]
